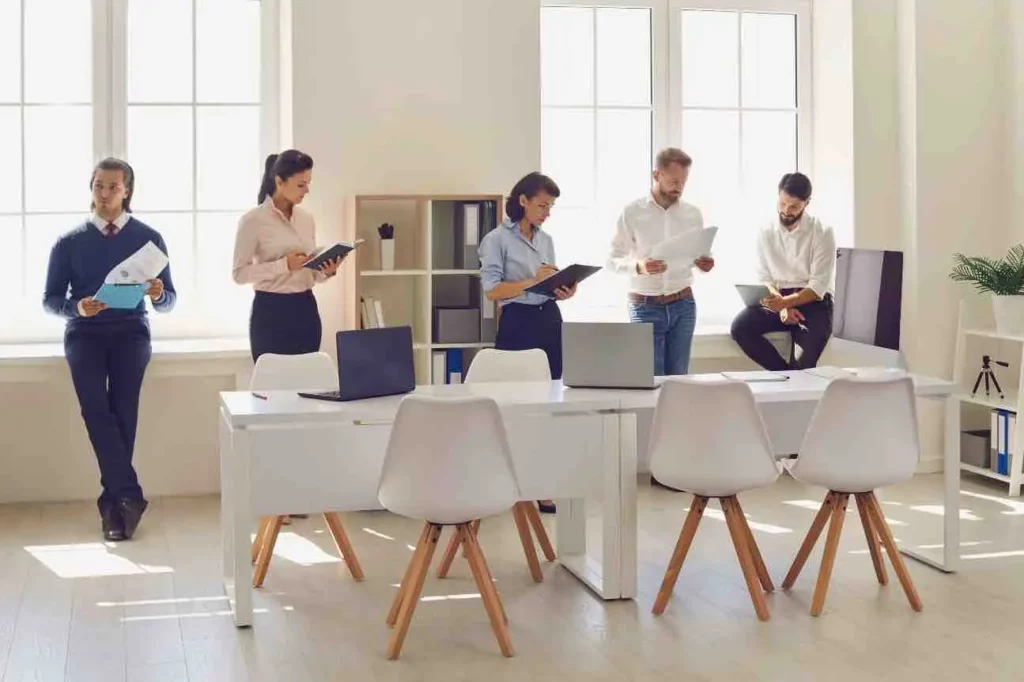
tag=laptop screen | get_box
[336,326,416,400]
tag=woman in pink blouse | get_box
[233,150,341,361]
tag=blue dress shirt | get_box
[479,219,556,307]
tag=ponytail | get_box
[257,150,315,205]
[257,153,279,204]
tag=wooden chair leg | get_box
[387,524,431,627]
[721,497,770,622]
[855,493,888,585]
[386,524,442,660]
[253,515,285,588]
[652,496,707,615]
[323,512,365,581]
[782,491,835,589]
[810,493,848,617]
[512,503,543,583]
[459,525,508,626]
[251,517,272,564]
[865,492,923,612]
[435,527,462,579]
[732,497,774,593]
[462,519,481,559]
[523,502,557,561]
[463,524,514,657]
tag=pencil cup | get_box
[381,238,395,270]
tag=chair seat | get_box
[387,502,510,527]
[785,460,907,494]
[653,467,781,499]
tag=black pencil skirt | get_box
[495,301,563,380]
[249,290,323,362]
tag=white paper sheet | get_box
[650,226,718,262]
[105,241,169,283]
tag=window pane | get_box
[196,212,250,335]
[196,106,260,210]
[127,106,194,211]
[680,10,738,108]
[127,0,192,103]
[541,7,594,106]
[596,8,650,107]
[136,212,194,336]
[24,105,92,212]
[541,108,594,209]
[197,0,260,103]
[0,0,20,103]
[24,0,90,103]
[0,216,23,303]
[741,13,796,109]
[681,109,739,215]
[742,111,797,208]
[26,213,81,337]
[596,109,651,212]
[0,107,21,212]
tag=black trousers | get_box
[64,318,152,510]
[249,290,323,362]
[731,293,834,371]
[495,301,563,380]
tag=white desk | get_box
[219,370,956,627]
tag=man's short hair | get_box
[656,148,693,171]
[778,172,813,201]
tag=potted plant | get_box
[950,244,1024,335]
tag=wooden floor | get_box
[0,473,1022,682]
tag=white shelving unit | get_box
[342,194,502,384]
[952,301,1024,496]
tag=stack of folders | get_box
[991,409,1016,476]
[432,349,464,385]
[360,296,386,329]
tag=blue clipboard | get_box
[94,282,148,309]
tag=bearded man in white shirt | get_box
[730,172,836,370]
[607,148,714,376]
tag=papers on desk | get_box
[650,226,718,262]
[721,371,790,383]
[805,366,907,380]
[94,282,148,309]
[105,241,168,284]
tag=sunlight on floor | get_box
[97,596,229,608]
[420,593,481,602]
[271,533,342,566]
[700,508,792,534]
[362,528,395,540]
[961,490,1024,515]
[962,550,1024,561]
[121,608,269,623]
[24,543,173,578]
[782,499,908,526]
[910,505,983,521]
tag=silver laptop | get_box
[562,322,660,389]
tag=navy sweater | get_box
[43,217,177,326]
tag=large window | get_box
[542,0,810,330]
[1,0,275,343]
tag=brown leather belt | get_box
[628,287,693,305]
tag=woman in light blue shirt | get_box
[479,172,576,380]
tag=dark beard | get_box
[779,211,803,226]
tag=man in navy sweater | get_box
[43,158,176,541]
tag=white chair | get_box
[379,395,519,659]
[648,378,781,621]
[435,348,556,583]
[782,376,923,616]
[248,352,364,587]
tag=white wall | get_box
[290,0,541,345]
[1012,0,1024,246]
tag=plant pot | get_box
[380,239,395,270]
[992,294,1024,336]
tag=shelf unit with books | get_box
[343,194,502,384]
[952,300,1024,496]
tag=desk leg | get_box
[900,395,960,573]
[617,412,638,600]
[221,410,255,626]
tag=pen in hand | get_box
[252,392,268,400]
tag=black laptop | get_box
[299,326,416,402]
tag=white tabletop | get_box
[220,369,954,427]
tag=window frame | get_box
[0,0,280,344]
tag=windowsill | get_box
[0,337,251,367]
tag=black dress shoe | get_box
[101,507,126,542]
[537,500,556,514]
[118,499,149,540]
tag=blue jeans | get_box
[628,296,697,376]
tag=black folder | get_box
[524,264,601,297]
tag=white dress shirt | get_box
[232,198,326,294]
[90,211,131,235]
[755,213,836,298]
[607,195,705,296]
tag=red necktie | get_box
[104,224,116,238]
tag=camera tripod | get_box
[971,355,1009,399]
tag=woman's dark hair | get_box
[778,172,813,202]
[90,157,135,212]
[505,172,561,223]
[258,149,314,204]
